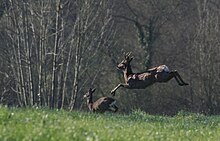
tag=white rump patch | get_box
[157,65,170,72]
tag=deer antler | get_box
[127,52,131,56]
[124,52,132,59]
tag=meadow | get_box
[0,107,220,141]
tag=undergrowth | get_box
[0,107,220,141]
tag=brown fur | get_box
[84,88,118,113]
[111,52,188,96]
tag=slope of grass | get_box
[0,107,220,141]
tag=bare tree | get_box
[188,0,220,114]
[69,0,117,110]
[0,0,117,110]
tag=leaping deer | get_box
[111,52,189,96]
[84,88,118,113]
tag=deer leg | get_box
[157,72,175,82]
[159,71,182,85]
[109,104,118,112]
[173,74,184,86]
[164,71,184,86]
[113,105,118,112]
[111,84,122,96]
[173,71,189,86]
[161,71,188,86]
[111,83,129,96]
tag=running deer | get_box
[111,52,189,96]
[84,88,118,113]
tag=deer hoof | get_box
[179,83,189,86]
[111,91,116,96]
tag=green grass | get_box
[0,107,220,141]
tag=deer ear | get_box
[123,52,126,59]
[92,88,96,93]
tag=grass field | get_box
[0,107,220,141]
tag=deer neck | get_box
[87,96,93,111]
[123,64,133,82]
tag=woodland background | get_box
[0,0,219,115]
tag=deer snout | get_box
[117,63,124,70]
[83,94,87,99]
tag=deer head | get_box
[117,52,133,70]
[83,88,96,111]
[83,88,118,113]
[83,88,96,99]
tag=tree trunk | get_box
[51,0,61,109]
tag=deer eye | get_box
[122,62,127,66]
